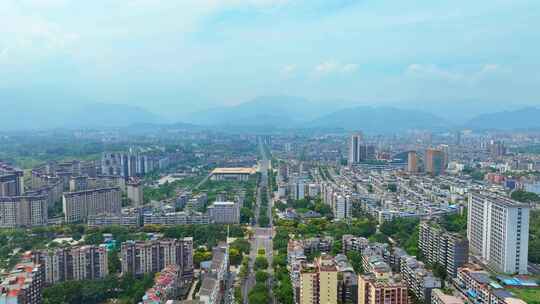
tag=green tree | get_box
[108,249,121,274]
[240,207,254,224]
[346,251,363,273]
[255,270,269,283]
[194,249,212,268]
[230,248,242,266]
[512,190,540,204]
[254,256,269,270]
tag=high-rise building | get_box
[121,238,193,281]
[35,245,109,284]
[407,151,418,173]
[489,140,506,159]
[299,255,338,304]
[425,149,445,176]
[437,145,450,170]
[333,194,352,220]
[348,133,363,165]
[69,176,89,192]
[206,201,240,224]
[419,222,469,278]
[126,178,143,206]
[62,187,122,223]
[199,242,229,304]
[0,164,24,197]
[400,256,441,304]
[0,196,48,228]
[467,192,530,274]
[335,254,358,304]
[455,131,461,146]
[358,272,408,304]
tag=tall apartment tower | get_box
[299,255,338,304]
[437,144,450,169]
[126,179,143,207]
[425,149,445,176]
[407,151,418,173]
[349,133,363,165]
[121,238,194,281]
[467,192,530,274]
[0,196,48,228]
[0,169,24,197]
[418,222,469,278]
[348,132,376,165]
[35,245,109,284]
[62,187,122,223]
[489,140,506,159]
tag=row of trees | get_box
[274,217,377,241]
[272,227,294,304]
[43,274,154,304]
[249,251,271,304]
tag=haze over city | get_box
[1,0,539,129]
[2,2,540,304]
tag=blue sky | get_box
[0,0,539,117]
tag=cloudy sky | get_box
[1,0,539,117]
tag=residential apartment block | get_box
[419,222,469,278]
[206,201,240,224]
[34,245,109,284]
[62,187,122,223]
[358,272,408,304]
[0,195,48,228]
[467,192,529,274]
[121,238,193,282]
[299,255,338,304]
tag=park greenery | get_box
[379,217,420,256]
[275,197,333,218]
[528,210,540,264]
[43,274,154,304]
[439,212,467,234]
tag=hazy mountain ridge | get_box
[0,102,163,130]
[464,107,540,130]
[307,106,449,132]
[1,93,539,132]
[185,96,353,127]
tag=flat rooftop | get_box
[211,167,256,175]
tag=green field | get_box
[511,287,540,304]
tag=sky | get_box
[1,0,539,118]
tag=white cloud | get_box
[406,63,502,84]
[406,64,464,81]
[314,61,359,74]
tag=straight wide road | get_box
[242,139,274,304]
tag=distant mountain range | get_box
[1,93,539,132]
[464,107,540,130]
[307,106,448,132]
[0,103,162,130]
[186,96,540,132]
[185,96,349,127]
